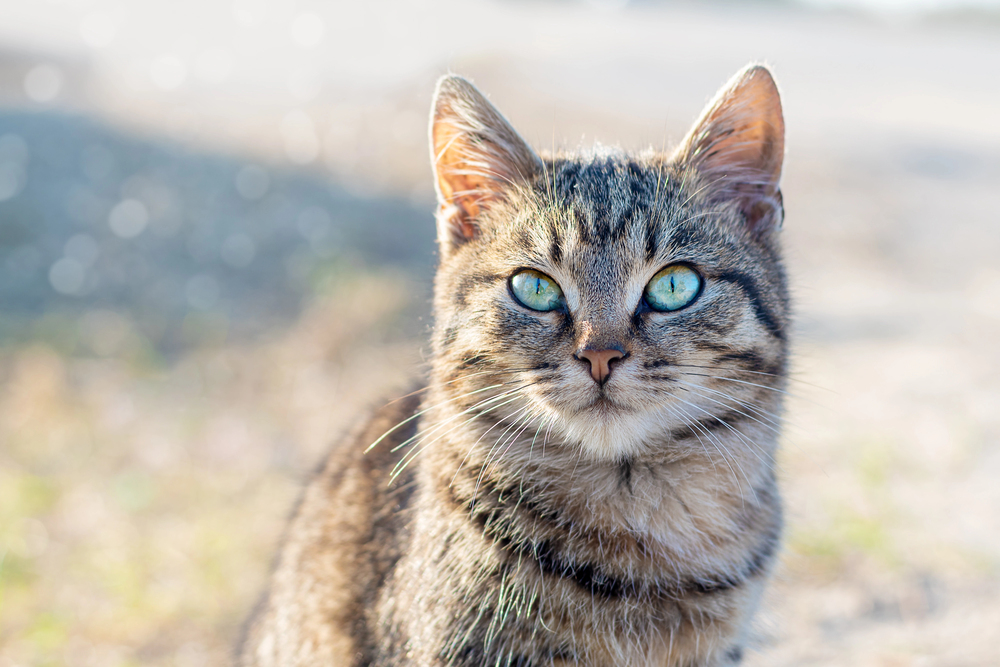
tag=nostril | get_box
[577,347,627,384]
[608,351,628,369]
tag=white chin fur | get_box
[542,403,675,461]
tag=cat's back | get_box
[238,391,421,667]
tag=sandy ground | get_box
[1,2,999,665]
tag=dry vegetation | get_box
[0,277,423,666]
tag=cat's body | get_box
[240,65,789,667]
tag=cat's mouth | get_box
[584,395,630,414]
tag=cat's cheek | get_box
[487,307,574,360]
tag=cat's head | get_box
[428,65,789,461]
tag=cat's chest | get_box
[540,456,754,552]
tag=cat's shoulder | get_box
[237,387,423,666]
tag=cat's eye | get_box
[644,265,702,312]
[510,269,564,312]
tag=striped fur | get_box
[240,65,789,666]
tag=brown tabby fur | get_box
[239,64,789,666]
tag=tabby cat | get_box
[239,63,789,666]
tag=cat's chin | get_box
[546,402,674,461]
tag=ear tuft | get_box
[430,75,542,254]
[674,64,785,236]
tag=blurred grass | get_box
[0,274,423,666]
[0,109,436,667]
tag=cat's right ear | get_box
[430,75,542,255]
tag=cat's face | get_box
[429,68,788,461]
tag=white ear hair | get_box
[429,75,542,254]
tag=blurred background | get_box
[1,0,999,665]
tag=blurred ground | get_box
[1,1,1000,666]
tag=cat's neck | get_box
[420,396,777,556]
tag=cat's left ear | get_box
[674,64,785,236]
[430,75,542,254]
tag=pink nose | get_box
[577,348,626,384]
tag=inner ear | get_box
[673,64,785,236]
[430,76,542,253]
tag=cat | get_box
[239,63,788,667]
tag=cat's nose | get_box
[576,347,627,384]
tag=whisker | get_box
[383,369,523,406]
[446,390,540,487]
[366,383,508,453]
[669,362,784,378]
[519,418,549,498]
[482,407,538,482]
[670,362,832,394]
[670,394,774,477]
[392,390,531,483]
[673,388,782,476]
[387,386,528,474]
[473,406,539,504]
[667,401,751,506]
[661,403,721,477]
[681,372,789,396]
[672,380,783,433]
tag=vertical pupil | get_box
[669,275,676,293]
[534,278,542,295]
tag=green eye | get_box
[644,265,702,312]
[510,269,564,312]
